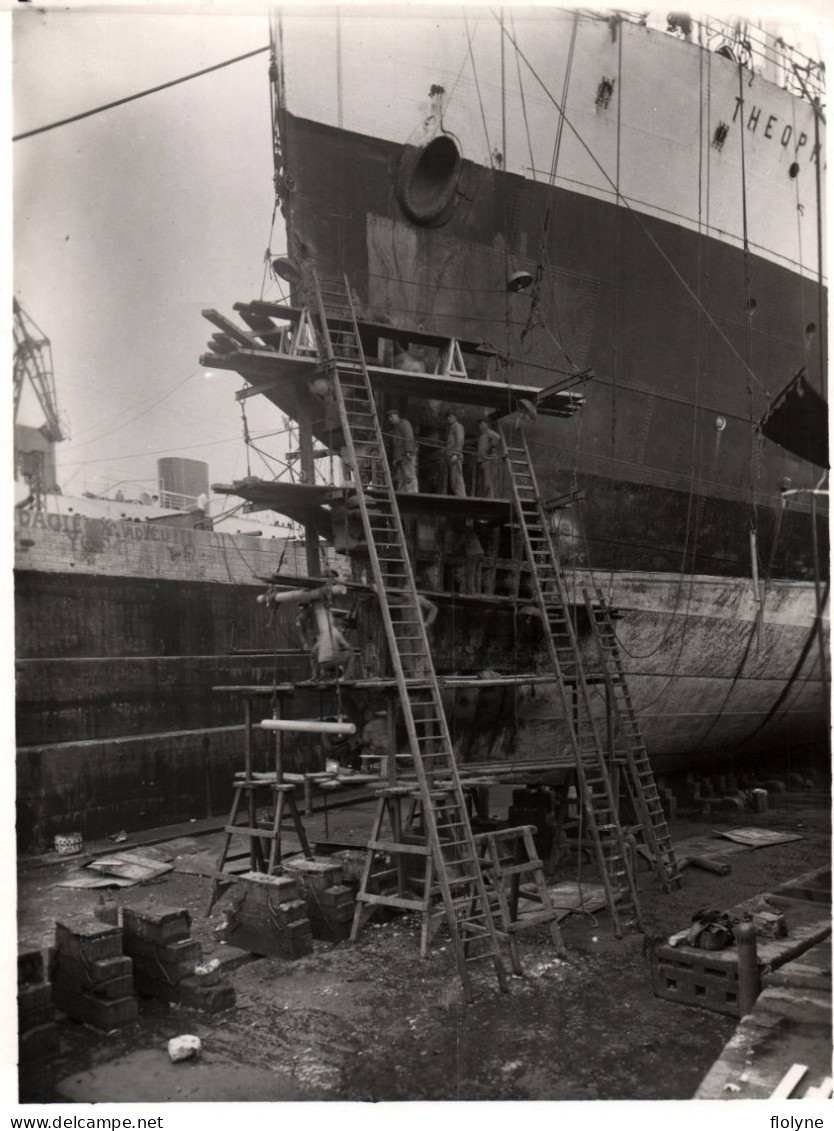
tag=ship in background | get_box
[219,7,827,771]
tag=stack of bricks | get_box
[18,949,58,1101]
[283,857,356,942]
[223,872,313,959]
[50,915,138,1030]
[122,902,235,1014]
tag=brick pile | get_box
[223,872,314,958]
[50,916,138,1030]
[18,949,58,1101]
[283,857,357,942]
[122,902,235,1014]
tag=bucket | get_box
[54,832,83,856]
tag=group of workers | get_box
[386,408,502,499]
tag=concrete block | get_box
[236,872,300,901]
[51,968,134,1001]
[122,903,192,946]
[54,917,123,962]
[223,922,313,960]
[49,951,132,984]
[123,937,202,966]
[131,956,199,985]
[283,857,343,892]
[52,985,138,1030]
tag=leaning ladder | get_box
[501,431,642,936]
[309,271,509,1001]
[582,584,681,891]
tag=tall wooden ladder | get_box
[583,584,681,891]
[501,431,642,936]
[308,271,509,1002]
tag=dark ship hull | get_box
[267,10,828,771]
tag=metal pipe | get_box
[259,718,356,736]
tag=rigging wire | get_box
[494,13,772,399]
[736,62,763,546]
[548,9,578,185]
[463,10,495,166]
[69,369,202,449]
[13,45,270,142]
[510,12,536,179]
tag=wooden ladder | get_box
[582,584,681,891]
[501,430,642,937]
[309,271,509,1002]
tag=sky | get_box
[13,7,286,506]
[11,2,831,514]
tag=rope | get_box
[463,11,494,166]
[14,45,270,141]
[548,10,578,185]
[510,13,536,179]
[495,15,771,399]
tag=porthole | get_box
[397,134,462,226]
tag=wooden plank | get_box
[368,839,431,856]
[770,1063,808,1099]
[202,309,261,349]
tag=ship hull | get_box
[273,9,829,766]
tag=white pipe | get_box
[257,584,347,607]
[259,719,356,735]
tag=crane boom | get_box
[13,297,64,443]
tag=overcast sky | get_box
[13,7,284,504]
[10,2,831,509]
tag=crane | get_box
[13,298,64,443]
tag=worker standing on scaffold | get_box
[475,418,502,498]
[386,408,419,494]
[443,411,467,497]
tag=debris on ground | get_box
[168,1035,201,1063]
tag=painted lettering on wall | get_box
[732,96,821,163]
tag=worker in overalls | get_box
[387,409,419,493]
[475,418,502,498]
[442,411,466,497]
